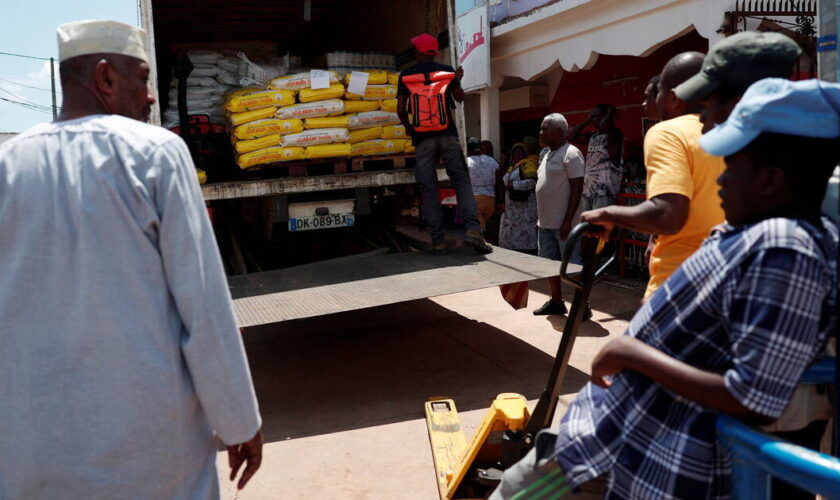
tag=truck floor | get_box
[230,245,572,328]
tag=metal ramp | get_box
[230,246,574,327]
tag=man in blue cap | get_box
[675,32,832,500]
[490,78,839,500]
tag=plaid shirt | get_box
[554,217,838,500]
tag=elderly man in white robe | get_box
[0,20,263,498]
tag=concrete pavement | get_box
[218,278,644,499]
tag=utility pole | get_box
[49,57,57,120]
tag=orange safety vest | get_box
[401,71,455,133]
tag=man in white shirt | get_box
[0,20,262,499]
[533,113,586,317]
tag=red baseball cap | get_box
[411,33,439,55]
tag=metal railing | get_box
[718,359,840,499]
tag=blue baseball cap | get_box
[700,78,840,157]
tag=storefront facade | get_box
[467,0,815,162]
[464,0,817,269]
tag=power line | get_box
[0,85,50,109]
[0,96,55,114]
[0,85,56,113]
[0,76,55,93]
[0,50,51,61]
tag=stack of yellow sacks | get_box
[225,69,413,169]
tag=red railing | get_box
[615,190,648,278]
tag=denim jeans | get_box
[414,134,481,243]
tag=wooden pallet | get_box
[241,153,414,178]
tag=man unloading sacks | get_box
[397,33,493,255]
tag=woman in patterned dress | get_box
[499,143,539,253]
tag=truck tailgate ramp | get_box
[229,247,576,327]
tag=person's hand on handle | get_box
[580,208,615,239]
[455,67,464,80]
[227,430,264,490]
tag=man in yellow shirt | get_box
[582,52,725,298]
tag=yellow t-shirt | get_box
[643,114,725,298]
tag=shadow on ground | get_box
[242,299,588,444]
[528,279,642,333]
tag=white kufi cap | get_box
[57,20,148,63]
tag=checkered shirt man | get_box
[553,217,838,500]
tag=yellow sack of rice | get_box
[299,83,346,103]
[380,138,409,153]
[387,72,400,85]
[275,100,345,119]
[225,89,295,113]
[305,143,353,160]
[379,99,398,113]
[381,124,407,139]
[305,116,351,129]
[347,111,401,130]
[226,87,263,99]
[233,118,304,140]
[348,126,382,143]
[404,144,415,154]
[234,134,281,155]
[345,84,398,101]
[228,106,277,127]
[343,70,388,86]
[281,128,350,147]
[269,71,339,91]
[351,139,408,157]
[343,100,380,114]
[237,147,306,169]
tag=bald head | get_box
[656,52,705,120]
[660,52,705,91]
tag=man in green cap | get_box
[675,31,801,133]
[677,31,828,500]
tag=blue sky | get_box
[0,0,137,132]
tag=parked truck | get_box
[137,0,561,328]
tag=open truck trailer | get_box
[137,0,564,327]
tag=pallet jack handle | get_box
[559,223,616,289]
[523,222,616,437]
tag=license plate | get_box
[288,212,355,232]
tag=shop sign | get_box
[456,5,491,92]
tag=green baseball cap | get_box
[675,31,801,102]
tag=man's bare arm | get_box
[591,337,772,425]
[581,193,690,237]
[560,177,584,238]
[451,86,465,103]
[607,130,623,166]
[566,117,593,145]
[452,67,465,102]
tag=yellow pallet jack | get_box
[425,222,615,499]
